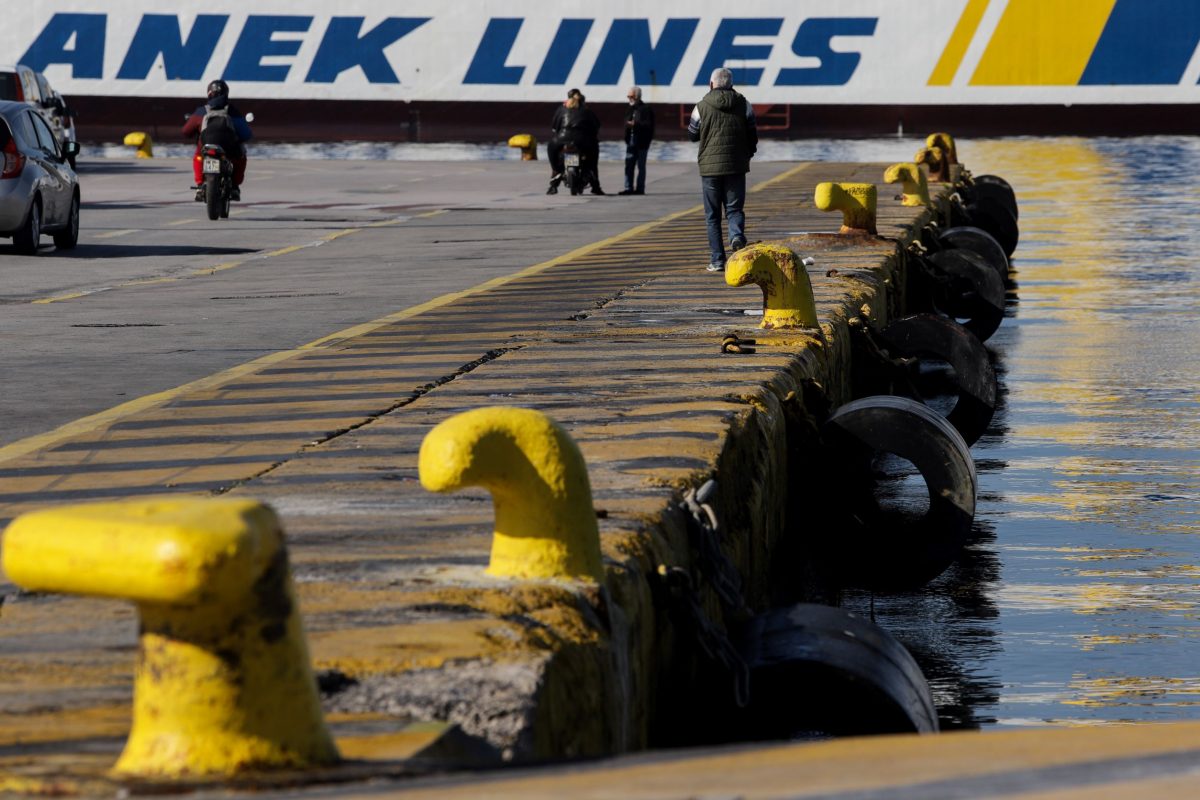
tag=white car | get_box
[0,99,81,255]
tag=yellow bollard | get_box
[915,146,950,183]
[725,243,818,329]
[884,162,931,207]
[814,182,877,235]
[926,132,957,165]
[507,133,538,160]
[419,407,603,582]
[1,498,339,778]
[122,131,153,159]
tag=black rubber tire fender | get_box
[53,191,80,250]
[822,395,977,589]
[965,195,1019,258]
[205,174,221,221]
[971,179,1018,220]
[742,603,939,736]
[927,249,1005,342]
[878,313,997,445]
[938,226,1009,282]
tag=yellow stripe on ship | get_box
[970,0,1116,86]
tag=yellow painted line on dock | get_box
[0,197,703,465]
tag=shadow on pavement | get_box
[35,243,259,258]
[74,161,179,175]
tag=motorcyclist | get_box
[182,79,252,202]
[547,89,604,195]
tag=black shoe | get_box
[194,186,205,202]
[618,189,635,195]
[633,189,645,195]
[231,187,241,202]
[591,187,605,195]
[546,185,558,195]
[730,236,747,252]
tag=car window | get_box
[29,111,60,156]
[0,73,19,101]
[0,120,10,149]
[10,111,37,150]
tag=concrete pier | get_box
[4,156,954,791]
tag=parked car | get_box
[0,65,77,166]
[0,99,80,255]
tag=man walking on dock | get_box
[688,67,758,273]
[620,86,655,195]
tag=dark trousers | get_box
[624,145,648,192]
[701,173,746,264]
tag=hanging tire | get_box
[974,174,1017,212]
[927,249,1005,342]
[52,191,80,250]
[205,175,221,221]
[965,196,1019,258]
[741,603,939,737]
[938,226,1009,282]
[877,314,997,445]
[971,180,1018,221]
[12,198,40,255]
[821,395,977,589]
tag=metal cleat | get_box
[1,498,340,778]
[725,243,818,329]
[814,182,877,235]
[419,406,604,582]
[884,162,932,207]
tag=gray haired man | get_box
[620,86,655,195]
[688,67,758,272]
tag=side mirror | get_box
[63,141,80,158]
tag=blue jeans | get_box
[701,173,746,265]
[624,145,649,192]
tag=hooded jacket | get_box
[688,88,758,176]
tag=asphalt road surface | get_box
[0,156,794,450]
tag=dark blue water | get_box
[839,136,1200,729]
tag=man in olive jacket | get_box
[688,67,758,272]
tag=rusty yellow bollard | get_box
[725,243,818,329]
[884,163,931,208]
[419,407,603,582]
[1,498,339,778]
[814,182,877,235]
[915,146,950,183]
[507,134,538,160]
[122,131,153,158]
[926,132,957,165]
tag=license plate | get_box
[564,153,580,167]
[202,157,221,173]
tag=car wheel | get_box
[53,192,80,250]
[13,199,41,255]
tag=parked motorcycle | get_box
[561,143,592,196]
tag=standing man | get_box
[620,86,655,195]
[688,67,758,272]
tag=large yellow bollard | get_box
[884,163,931,208]
[1,498,339,778]
[725,243,818,329]
[926,132,957,165]
[122,131,153,158]
[814,182,877,235]
[419,407,603,582]
[915,146,950,183]
[507,133,538,160]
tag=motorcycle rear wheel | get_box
[205,175,221,221]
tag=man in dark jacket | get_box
[620,86,654,195]
[182,79,252,202]
[688,68,758,272]
[547,89,604,195]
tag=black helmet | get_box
[206,79,229,99]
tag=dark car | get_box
[0,99,81,254]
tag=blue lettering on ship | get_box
[20,13,877,87]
